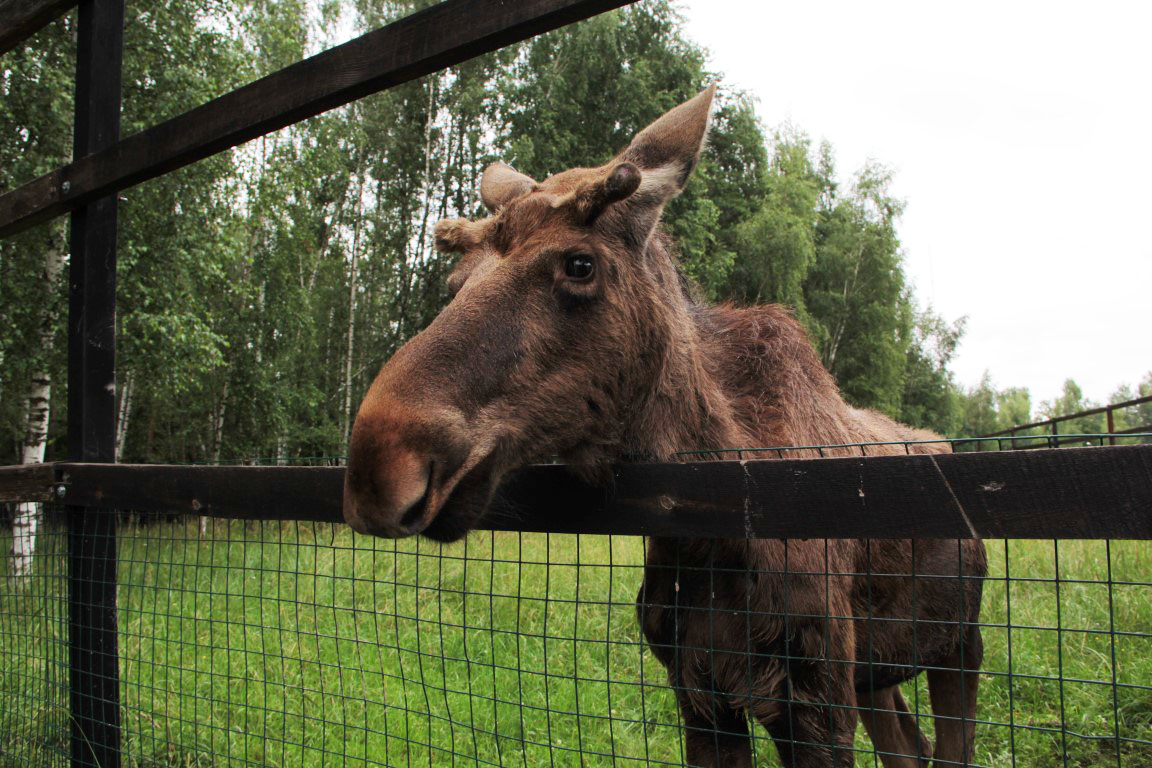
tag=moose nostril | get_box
[376,448,432,527]
[398,461,434,532]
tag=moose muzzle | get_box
[342,401,470,538]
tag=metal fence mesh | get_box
[2,439,1151,767]
[1,520,68,767]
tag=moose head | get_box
[343,86,732,541]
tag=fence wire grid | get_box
[2,437,1151,768]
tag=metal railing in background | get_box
[982,394,1152,448]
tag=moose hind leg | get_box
[860,685,932,768]
[927,623,983,767]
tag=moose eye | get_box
[564,253,595,280]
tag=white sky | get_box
[681,0,1151,406]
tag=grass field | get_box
[2,520,1151,767]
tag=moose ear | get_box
[434,218,478,253]
[480,161,538,212]
[619,84,717,203]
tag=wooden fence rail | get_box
[5,444,1152,539]
[0,0,636,237]
[0,0,76,55]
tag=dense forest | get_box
[1,0,1149,466]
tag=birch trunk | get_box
[201,380,228,539]
[343,174,365,447]
[114,369,134,462]
[412,77,439,268]
[823,243,865,371]
[10,242,65,578]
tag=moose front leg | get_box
[860,685,933,767]
[639,627,755,768]
[637,563,754,768]
[677,693,753,768]
[759,683,859,768]
[754,598,859,767]
[637,610,754,768]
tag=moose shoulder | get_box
[344,86,987,768]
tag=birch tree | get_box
[8,238,65,576]
[0,18,74,574]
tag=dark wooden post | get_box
[1107,406,1116,446]
[67,0,124,766]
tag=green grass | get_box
[2,522,1151,767]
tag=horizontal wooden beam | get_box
[33,445,1152,539]
[56,462,342,521]
[0,462,55,502]
[0,0,76,56]
[0,0,637,237]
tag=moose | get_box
[344,86,987,768]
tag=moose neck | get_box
[618,234,861,460]
[617,237,753,461]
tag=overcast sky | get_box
[680,0,1151,406]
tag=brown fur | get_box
[344,86,986,767]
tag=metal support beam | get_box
[66,0,123,765]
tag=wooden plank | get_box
[50,445,1152,539]
[58,463,347,522]
[492,455,977,538]
[0,462,56,502]
[944,445,1152,538]
[0,0,637,237]
[0,0,76,55]
[66,1,124,765]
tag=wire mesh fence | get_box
[2,438,1151,767]
[1,521,69,766]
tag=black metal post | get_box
[67,0,124,766]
